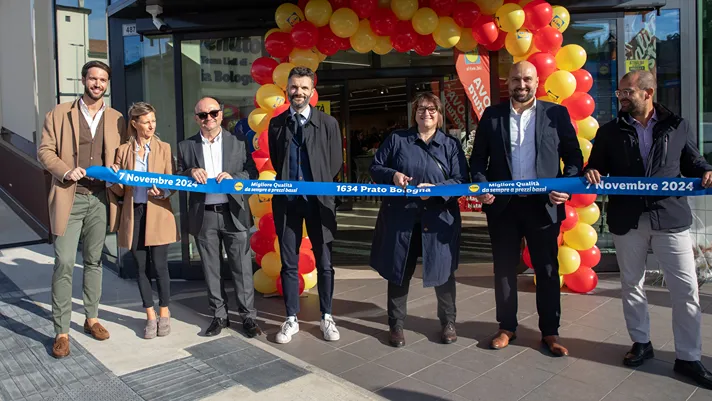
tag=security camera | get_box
[146,5,167,31]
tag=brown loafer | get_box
[52,336,70,359]
[490,330,516,350]
[441,322,457,344]
[389,326,405,348]
[84,320,110,341]
[542,335,569,357]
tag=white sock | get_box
[287,316,297,323]
[323,313,332,321]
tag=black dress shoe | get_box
[674,360,712,389]
[389,326,405,348]
[623,342,654,367]
[243,318,263,338]
[205,317,230,337]
[441,322,457,344]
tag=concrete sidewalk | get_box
[0,243,383,401]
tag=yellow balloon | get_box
[534,274,564,288]
[273,62,296,91]
[519,0,535,5]
[259,170,277,181]
[261,252,282,278]
[577,116,599,141]
[538,94,560,104]
[265,28,282,42]
[302,222,308,238]
[391,0,419,20]
[373,36,394,55]
[577,203,601,225]
[256,84,286,111]
[544,70,576,103]
[350,20,377,54]
[253,216,260,227]
[578,136,592,164]
[329,8,359,38]
[305,0,333,27]
[563,222,598,251]
[248,107,271,132]
[505,29,533,57]
[249,194,272,218]
[412,8,439,35]
[275,3,305,32]
[456,29,478,52]
[315,48,327,62]
[495,3,525,33]
[550,5,570,33]
[558,245,581,275]
[302,270,318,290]
[253,269,278,294]
[476,0,504,15]
[289,48,320,71]
[433,17,462,49]
[273,237,281,255]
[556,44,587,72]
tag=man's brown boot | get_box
[490,330,516,350]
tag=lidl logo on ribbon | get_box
[468,184,480,193]
[464,50,481,65]
[234,182,244,191]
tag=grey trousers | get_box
[612,213,702,361]
[195,209,256,320]
[52,191,108,334]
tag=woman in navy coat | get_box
[370,92,469,348]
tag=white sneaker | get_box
[320,315,340,342]
[275,319,299,344]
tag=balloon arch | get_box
[248,0,602,296]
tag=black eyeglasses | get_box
[195,110,220,120]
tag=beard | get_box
[620,99,643,115]
[511,88,534,103]
[288,92,311,110]
[84,86,106,101]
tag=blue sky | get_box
[56,0,107,40]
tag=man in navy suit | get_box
[469,61,583,356]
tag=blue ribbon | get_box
[86,166,712,197]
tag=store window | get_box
[55,0,111,105]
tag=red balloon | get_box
[298,250,317,274]
[273,102,291,118]
[483,29,506,51]
[536,84,547,98]
[253,147,269,159]
[571,69,594,93]
[370,8,398,36]
[414,34,437,56]
[568,194,597,208]
[578,245,601,268]
[251,57,279,85]
[472,15,499,46]
[557,232,564,245]
[254,95,260,109]
[329,0,349,8]
[429,0,457,16]
[523,0,553,31]
[291,21,319,49]
[259,158,275,173]
[300,237,313,250]
[255,252,265,266]
[452,1,480,28]
[276,274,306,296]
[533,26,563,54]
[571,118,578,134]
[523,246,533,269]
[258,212,276,235]
[257,131,270,153]
[350,0,377,18]
[338,35,351,50]
[298,0,309,9]
[528,52,558,81]
[562,92,595,121]
[392,20,417,52]
[561,204,579,232]
[564,266,598,294]
[310,89,319,107]
[250,230,276,255]
[317,25,341,56]
[265,32,294,58]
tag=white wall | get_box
[34,0,58,139]
[0,0,38,142]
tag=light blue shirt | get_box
[290,106,310,125]
[628,110,658,170]
[132,141,151,204]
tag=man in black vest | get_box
[267,67,343,344]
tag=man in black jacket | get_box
[585,70,712,388]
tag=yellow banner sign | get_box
[626,59,649,73]
[315,101,331,115]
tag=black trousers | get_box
[486,196,561,336]
[131,204,170,309]
[277,197,334,317]
[387,223,457,329]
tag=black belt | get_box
[205,203,229,212]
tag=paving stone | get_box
[185,336,250,360]
[202,345,278,375]
[230,359,308,392]
[0,377,23,401]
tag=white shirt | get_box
[510,99,537,180]
[290,106,311,125]
[201,131,229,205]
[79,97,106,139]
[132,141,151,204]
